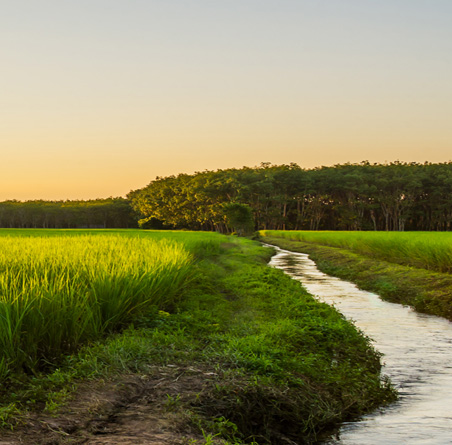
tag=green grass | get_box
[0,230,395,443]
[0,231,198,377]
[261,233,452,321]
[262,230,452,273]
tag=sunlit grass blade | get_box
[0,234,194,376]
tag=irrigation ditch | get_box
[261,234,452,321]
[264,237,452,444]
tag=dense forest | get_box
[0,198,135,228]
[3,162,452,231]
[128,161,452,232]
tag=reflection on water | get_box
[266,244,452,445]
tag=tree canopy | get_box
[3,161,452,231]
[0,198,135,229]
[128,161,452,232]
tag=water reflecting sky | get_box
[267,245,452,445]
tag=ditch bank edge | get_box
[261,236,452,321]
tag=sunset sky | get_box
[2,1,452,200]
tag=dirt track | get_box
[0,366,224,445]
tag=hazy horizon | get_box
[3,1,452,200]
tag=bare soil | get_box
[0,365,225,445]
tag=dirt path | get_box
[0,366,224,445]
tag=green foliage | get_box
[0,230,395,443]
[3,161,452,232]
[0,231,193,376]
[163,238,394,442]
[222,203,254,236]
[263,230,452,274]
[164,393,182,411]
[0,403,20,429]
[263,233,452,321]
[128,161,452,232]
[0,197,135,229]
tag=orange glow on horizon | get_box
[2,2,451,200]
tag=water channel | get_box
[266,244,452,445]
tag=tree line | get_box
[3,162,452,231]
[128,161,452,232]
[0,198,135,228]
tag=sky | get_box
[2,0,452,200]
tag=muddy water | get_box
[267,244,452,445]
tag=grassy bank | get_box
[0,230,395,444]
[261,231,452,321]
[263,230,452,273]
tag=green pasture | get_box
[0,229,395,442]
[261,230,452,273]
[0,229,225,378]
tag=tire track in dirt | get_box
[0,366,223,445]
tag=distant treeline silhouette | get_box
[0,198,135,228]
[3,162,452,231]
[128,161,452,232]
